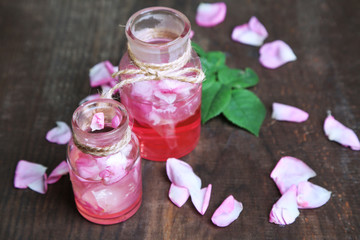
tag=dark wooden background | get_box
[1,0,359,239]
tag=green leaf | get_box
[201,81,222,124]
[191,42,206,57]
[237,68,259,88]
[201,51,226,75]
[205,51,226,67]
[203,85,232,123]
[194,42,263,132]
[223,89,266,136]
[218,66,242,86]
[218,67,259,89]
[202,74,216,91]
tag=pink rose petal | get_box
[27,175,47,194]
[166,158,202,194]
[108,77,119,88]
[211,195,243,227]
[272,102,309,122]
[169,183,190,207]
[191,184,212,215]
[269,185,300,225]
[98,152,127,185]
[231,16,268,47]
[90,112,105,131]
[189,30,195,39]
[259,40,297,69]
[196,2,227,27]
[297,181,331,209]
[47,161,69,184]
[46,121,72,145]
[99,166,126,185]
[89,61,116,87]
[14,160,47,194]
[79,93,100,105]
[76,157,101,180]
[101,84,112,95]
[111,115,121,129]
[270,156,316,194]
[324,113,360,151]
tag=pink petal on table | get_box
[90,112,105,131]
[270,156,316,194]
[191,184,212,215]
[211,195,243,227]
[169,183,190,207]
[111,115,121,129]
[14,160,47,194]
[28,175,47,194]
[324,114,360,151]
[166,158,202,194]
[269,185,300,225]
[107,65,119,93]
[196,2,227,27]
[248,16,268,38]
[259,40,297,69]
[104,61,116,74]
[46,121,72,145]
[79,93,100,105]
[189,30,195,39]
[272,102,309,123]
[101,84,112,95]
[89,61,116,87]
[108,76,119,88]
[231,16,268,47]
[47,161,69,184]
[297,181,331,209]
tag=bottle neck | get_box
[72,99,129,152]
[125,7,191,64]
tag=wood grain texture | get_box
[1,0,359,239]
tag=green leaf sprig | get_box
[193,42,266,136]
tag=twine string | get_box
[73,126,132,157]
[102,40,205,99]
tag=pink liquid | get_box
[120,84,202,161]
[132,107,201,161]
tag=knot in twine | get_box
[73,126,132,157]
[102,40,205,99]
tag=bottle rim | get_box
[125,6,191,48]
[71,98,129,147]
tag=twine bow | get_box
[102,40,205,99]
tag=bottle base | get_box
[75,194,142,225]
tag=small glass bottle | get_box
[118,7,203,161]
[67,99,142,225]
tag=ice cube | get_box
[131,81,155,99]
[154,90,177,104]
[97,151,128,185]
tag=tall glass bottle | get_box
[119,7,203,161]
[67,99,142,225]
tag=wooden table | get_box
[1,0,359,239]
